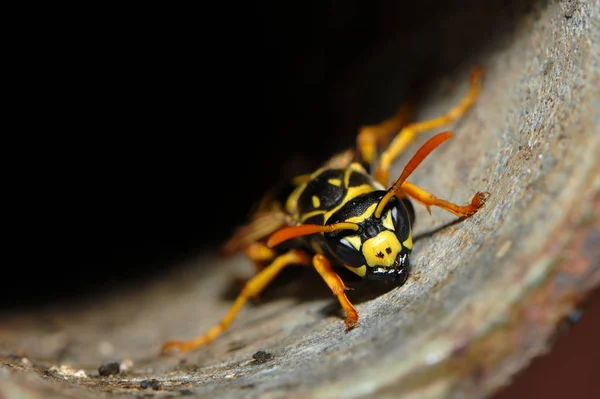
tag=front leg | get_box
[312,253,359,331]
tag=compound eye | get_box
[332,238,364,267]
[391,203,410,239]
[390,206,399,224]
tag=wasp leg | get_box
[357,102,414,166]
[243,241,277,262]
[312,254,359,331]
[376,67,484,185]
[401,181,489,217]
[161,248,311,354]
[243,241,279,272]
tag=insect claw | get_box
[472,191,490,209]
[344,318,359,332]
[160,341,184,355]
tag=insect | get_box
[161,67,489,354]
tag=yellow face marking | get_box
[382,210,394,230]
[345,264,366,277]
[362,230,402,267]
[328,178,342,186]
[344,235,362,250]
[312,195,321,208]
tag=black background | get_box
[7,0,532,306]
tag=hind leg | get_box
[357,101,414,166]
[376,67,484,186]
[161,247,311,354]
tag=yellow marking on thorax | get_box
[344,163,367,187]
[286,164,331,214]
[300,210,326,223]
[345,203,377,224]
[286,183,307,214]
[286,165,339,216]
[349,162,368,173]
[287,163,379,223]
[324,184,375,222]
[312,195,321,208]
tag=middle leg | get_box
[400,181,489,217]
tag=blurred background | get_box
[4,1,597,398]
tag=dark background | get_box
[14,0,483,304]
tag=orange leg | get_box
[312,254,359,330]
[244,242,277,262]
[376,67,484,185]
[161,248,311,354]
[400,181,489,217]
[244,241,278,272]
[357,102,415,166]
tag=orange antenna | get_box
[374,131,454,219]
[267,222,359,248]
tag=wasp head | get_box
[324,191,415,282]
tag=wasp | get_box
[161,68,489,354]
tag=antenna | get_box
[267,222,359,248]
[374,131,454,219]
